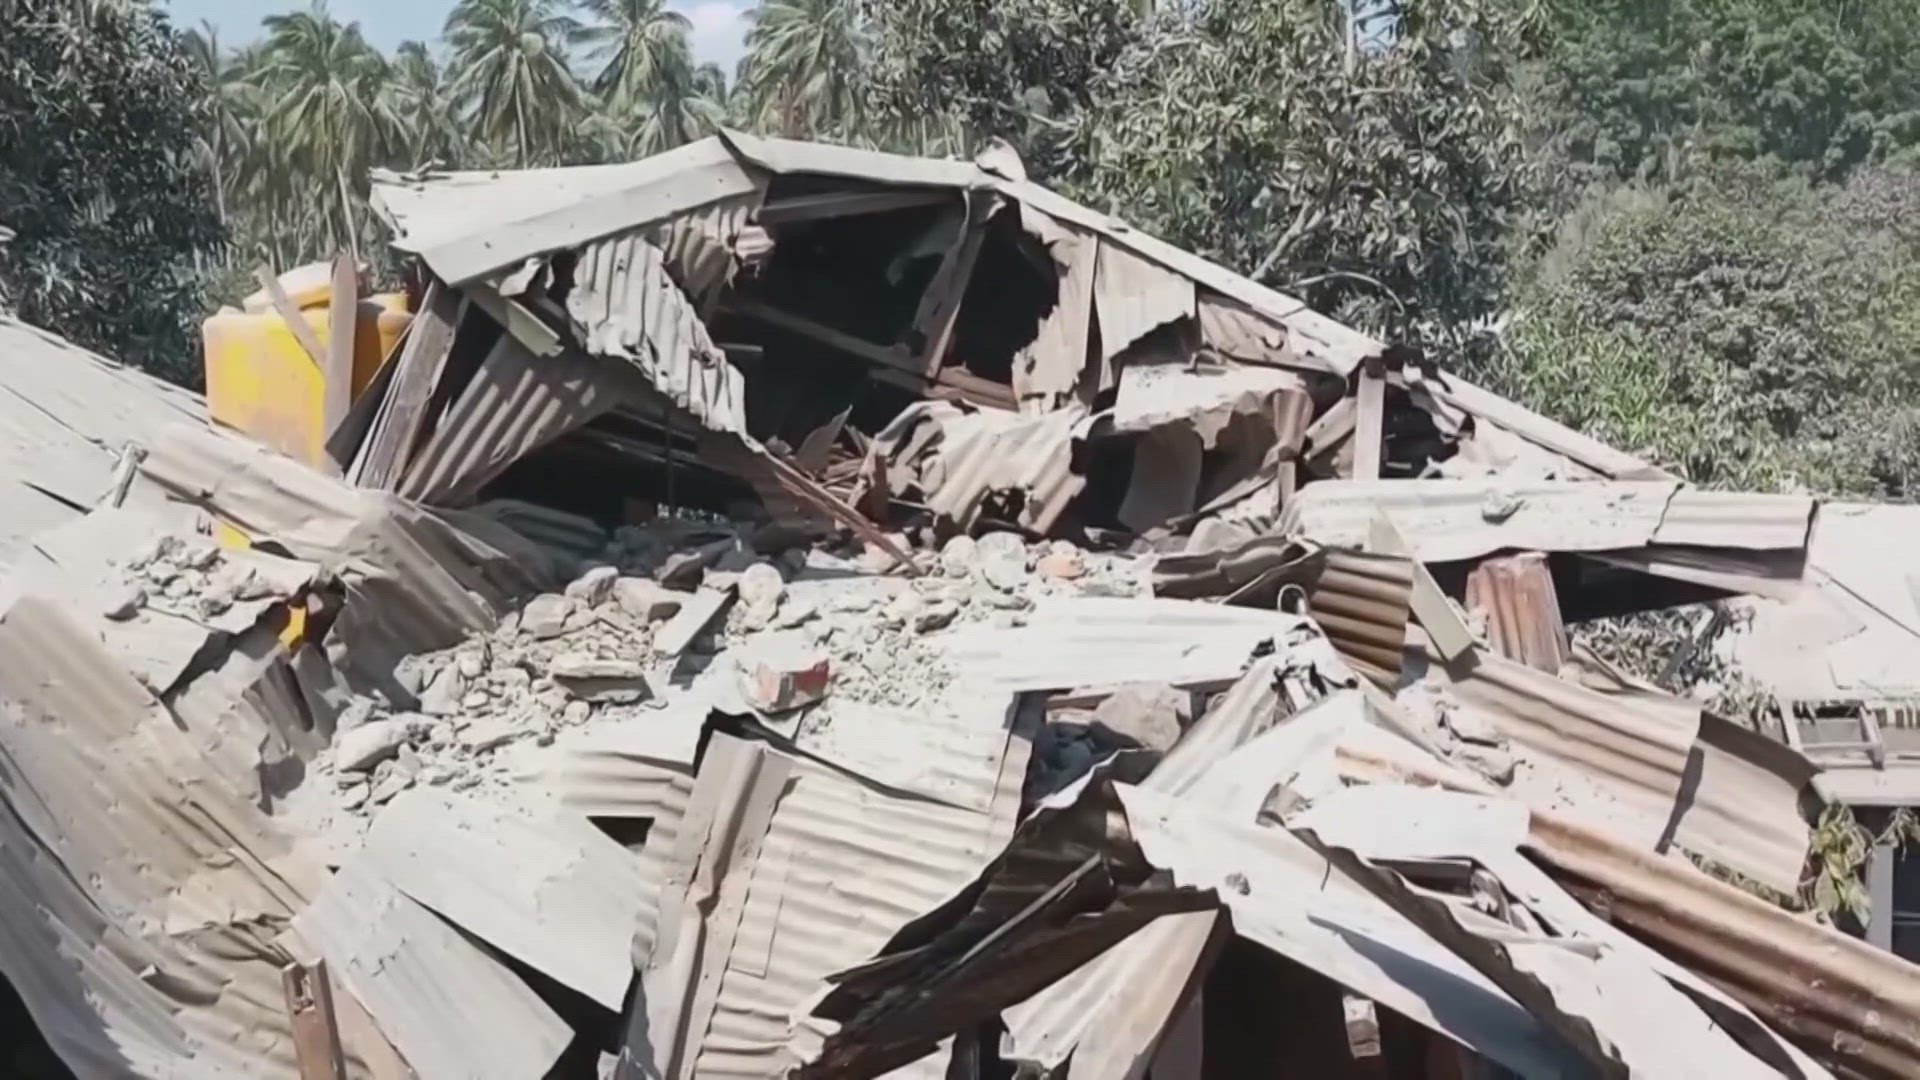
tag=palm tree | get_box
[737,0,867,139]
[389,40,465,168]
[256,3,407,255]
[444,0,588,167]
[575,0,693,107]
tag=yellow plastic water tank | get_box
[202,274,413,466]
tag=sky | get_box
[161,0,754,73]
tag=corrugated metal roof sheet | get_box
[942,597,1332,693]
[371,137,762,285]
[1310,548,1414,684]
[289,854,571,1080]
[398,336,638,505]
[565,230,752,438]
[0,316,204,557]
[865,400,1086,534]
[0,590,396,1079]
[1654,488,1817,549]
[1093,237,1196,365]
[1011,205,1097,412]
[359,787,652,1011]
[1429,374,1671,481]
[627,678,1031,1080]
[1285,479,1683,562]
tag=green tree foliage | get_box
[0,0,225,383]
[1535,0,1920,184]
[1485,164,1920,496]
[1066,0,1539,350]
[736,0,868,139]
[444,0,589,167]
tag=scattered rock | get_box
[176,537,220,571]
[455,650,487,680]
[520,594,578,639]
[416,666,469,717]
[459,720,518,754]
[334,719,409,772]
[102,584,145,621]
[563,700,592,726]
[565,564,620,606]
[460,690,492,711]
[393,744,422,782]
[1458,742,1516,785]
[613,577,685,623]
[884,590,926,627]
[371,771,413,805]
[335,698,375,733]
[657,549,709,591]
[1036,549,1085,580]
[774,597,818,629]
[913,600,960,633]
[549,654,652,704]
[737,562,786,626]
[939,535,977,577]
[339,781,369,811]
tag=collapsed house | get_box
[2,131,1918,1080]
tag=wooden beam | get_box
[353,284,465,490]
[466,283,561,357]
[756,188,952,226]
[1352,354,1386,480]
[323,253,358,445]
[730,298,912,373]
[281,959,346,1080]
[760,450,919,575]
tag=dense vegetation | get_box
[2,0,1918,501]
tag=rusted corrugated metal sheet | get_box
[1310,549,1415,685]
[1412,640,1699,852]
[1427,374,1672,481]
[1531,810,1920,1080]
[1465,552,1570,672]
[640,194,760,303]
[864,400,1086,533]
[567,230,753,438]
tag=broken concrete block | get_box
[335,697,375,732]
[737,562,785,623]
[339,780,369,811]
[102,583,145,621]
[562,700,591,725]
[371,771,413,805]
[1091,683,1188,753]
[1037,549,1085,580]
[455,649,487,679]
[334,719,410,772]
[520,594,578,639]
[459,720,518,754]
[657,550,709,591]
[737,634,832,713]
[416,666,469,717]
[913,600,960,633]
[939,535,977,577]
[1458,742,1516,785]
[653,588,732,657]
[565,564,620,606]
[548,654,651,704]
[176,537,220,570]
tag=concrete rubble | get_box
[1,135,1916,1080]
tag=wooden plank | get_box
[354,284,465,490]
[282,959,347,1080]
[323,253,358,445]
[1352,355,1386,480]
[255,264,328,370]
[761,451,918,575]
[756,188,951,226]
[730,298,912,373]
[466,282,562,357]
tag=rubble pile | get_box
[2,135,1918,1080]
